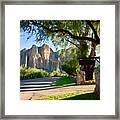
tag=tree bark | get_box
[86,21,100,98]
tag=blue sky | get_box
[20,31,56,51]
[20,31,100,56]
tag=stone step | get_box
[20,84,51,89]
[21,80,53,83]
[20,86,61,92]
[20,82,52,85]
[20,77,60,82]
[20,77,61,92]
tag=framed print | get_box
[0,0,119,119]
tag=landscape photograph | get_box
[20,20,100,100]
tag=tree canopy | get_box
[20,20,100,59]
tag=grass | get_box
[63,92,99,100]
[35,92,99,100]
[52,76,76,86]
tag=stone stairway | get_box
[20,77,61,92]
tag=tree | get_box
[60,46,80,76]
[20,20,100,95]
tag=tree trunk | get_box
[88,40,100,98]
[83,41,96,81]
[94,66,100,99]
[86,21,100,98]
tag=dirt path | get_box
[20,84,95,100]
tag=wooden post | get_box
[76,71,85,85]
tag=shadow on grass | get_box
[63,92,100,100]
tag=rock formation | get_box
[20,44,60,72]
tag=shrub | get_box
[20,66,68,80]
[61,59,80,76]
[20,66,49,80]
[49,71,61,77]
[49,71,68,77]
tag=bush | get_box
[49,71,68,77]
[20,66,49,80]
[20,66,68,80]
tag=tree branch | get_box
[40,25,96,42]
[31,21,95,43]
[65,39,80,49]
[86,20,100,45]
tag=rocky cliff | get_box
[20,44,60,72]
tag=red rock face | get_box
[20,44,60,72]
[41,44,50,60]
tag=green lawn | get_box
[52,76,76,87]
[63,92,99,100]
[35,92,99,100]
